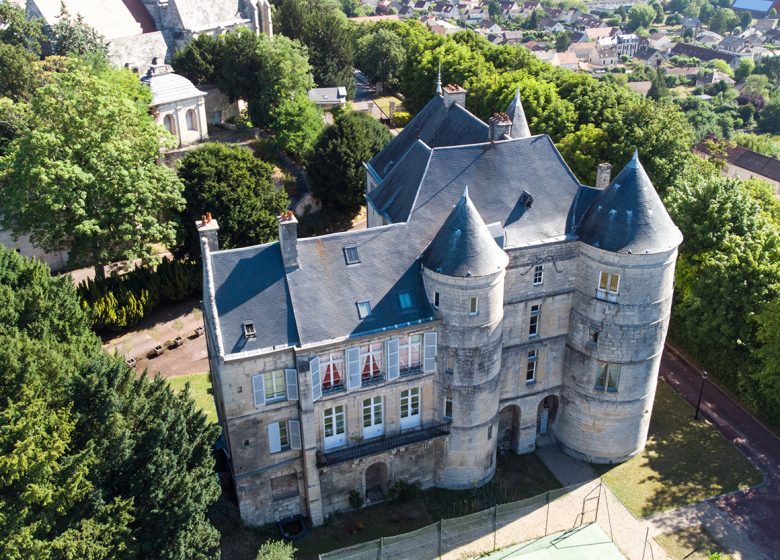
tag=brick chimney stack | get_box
[488,112,512,142]
[595,163,612,189]
[442,84,467,108]
[278,211,298,270]
[196,211,219,254]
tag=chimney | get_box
[278,211,298,270]
[196,212,219,254]
[595,163,612,189]
[442,84,467,108]
[489,112,512,142]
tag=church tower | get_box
[421,191,509,487]
[556,152,683,463]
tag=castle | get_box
[199,83,682,527]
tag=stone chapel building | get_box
[199,84,683,527]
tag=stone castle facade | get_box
[200,85,682,527]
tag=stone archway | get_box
[365,462,389,504]
[536,395,559,441]
[498,405,521,453]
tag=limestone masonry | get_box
[200,85,683,527]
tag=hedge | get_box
[78,258,201,332]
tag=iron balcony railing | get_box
[316,423,451,468]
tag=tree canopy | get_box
[177,143,289,257]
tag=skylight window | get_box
[243,322,256,338]
[356,301,372,319]
[398,292,413,310]
[344,246,360,265]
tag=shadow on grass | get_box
[598,381,763,518]
[655,525,730,560]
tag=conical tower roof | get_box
[577,151,683,254]
[506,88,531,138]
[422,189,508,277]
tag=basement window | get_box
[344,246,360,265]
[357,301,372,319]
[242,322,256,338]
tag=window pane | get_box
[609,274,620,293]
[595,362,608,388]
[279,422,289,446]
[599,271,609,290]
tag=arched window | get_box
[163,114,176,134]
[185,109,198,131]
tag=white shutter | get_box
[386,338,400,380]
[423,332,438,373]
[268,422,281,454]
[289,419,302,450]
[310,356,321,402]
[252,374,265,407]
[347,347,361,390]
[285,368,298,401]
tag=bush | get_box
[256,540,296,560]
[348,489,364,510]
[388,479,421,502]
[78,257,201,332]
[393,111,411,127]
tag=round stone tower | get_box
[556,151,683,463]
[421,190,509,488]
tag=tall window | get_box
[433,291,440,308]
[595,361,620,392]
[323,406,346,449]
[163,114,176,134]
[526,350,538,384]
[469,297,478,315]
[533,264,544,285]
[264,370,286,402]
[185,109,198,131]
[597,271,620,302]
[320,351,344,391]
[399,334,422,373]
[400,388,421,429]
[444,397,453,421]
[362,396,384,439]
[360,342,383,382]
[529,304,541,338]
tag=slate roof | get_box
[171,0,246,31]
[506,89,531,138]
[422,190,509,277]
[577,151,683,254]
[726,146,780,182]
[209,243,299,354]
[367,95,488,180]
[670,43,737,64]
[142,70,205,105]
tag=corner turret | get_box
[506,89,531,139]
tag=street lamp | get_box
[694,370,708,421]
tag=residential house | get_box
[574,14,605,30]
[569,41,598,61]
[634,45,664,66]
[670,43,739,67]
[626,80,652,96]
[309,87,348,111]
[589,46,618,66]
[479,19,503,34]
[696,30,724,46]
[697,141,780,195]
[540,17,565,32]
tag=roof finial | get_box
[463,185,469,200]
[435,60,442,96]
[628,148,640,168]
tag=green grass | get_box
[168,372,217,424]
[655,525,730,560]
[593,380,763,518]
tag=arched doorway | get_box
[536,395,559,440]
[497,405,521,453]
[365,462,389,504]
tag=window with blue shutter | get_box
[347,347,361,390]
[252,374,265,407]
[268,423,281,454]
[423,332,438,372]
[310,356,321,402]
[386,338,400,380]
[285,369,298,401]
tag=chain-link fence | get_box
[319,479,667,560]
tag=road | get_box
[659,348,780,560]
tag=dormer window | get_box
[242,322,256,338]
[357,301,372,319]
[344,246,360,265]
[520,191,533,209]
[398,292,413,310]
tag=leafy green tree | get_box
[648,67,669,100]
[738,9,752,28]
[758,101,780,134]
[627,3,656,30]
[269,94,324,162]
[0,2,45,55]
[0,60,184,277]
[755,55,780,83]
[177,143,289,256]
[0,42,37,101]
[0,98,28,156]
[309,111,391,211]
[46,4,108,57]
[708,7,738,34]
[355,27,407,89]
[734,57,755,82]
[256,540,296,560]
[732,132,780,157]
[555,32,571,52]
[556,124,611,185]
[172,34,221,85]
[755,297,780,424]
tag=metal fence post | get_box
[641,527,648,560]
[545,490,550,536]
[438,519,443,559]
[493,504,498,551]
[379,536,383,560]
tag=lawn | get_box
[655,525,731,560]
[167,372,218,424]
[593,380,763,518]
[214,452,562,560]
